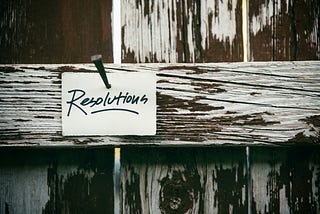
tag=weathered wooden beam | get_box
[0,148,114,213]
[0,62,319,147]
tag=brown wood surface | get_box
[120,147,247,214]
[250,147,320,213]
[1,62,319,147]
[249,0,320,61]
[0,0,113,63]
[0,148,114,213]
[121,0,243,63]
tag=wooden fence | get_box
[1,0,320,213]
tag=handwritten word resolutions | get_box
[62,72,156,136]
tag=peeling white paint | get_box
[250,0,291,36]
[122,0,178,62]
[250,0,273,36]
[201,0,238,49]
[122,0,240,62]
[1,62,320,146]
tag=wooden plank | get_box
[121,0,243,63]
[0,148,114,213]
[250,147,320,213]
[0,0,113,63]
[249,0,320,61]
[120,147,247,213]
[0,61,319,147]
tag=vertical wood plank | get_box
[292,0,320,60]
[0,148,114,213]
[250,147,320,213]
[248,0,287,61]
[120,147,247,213]
[0,0,113,63]
[249,0,319,61]
[121,0,243,63]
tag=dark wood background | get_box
[0,0,113,63]
[1,0,319,213]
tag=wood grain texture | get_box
[120,147,247,214]
[0,148,114,213]
[250,147,320,213]
[0,0,113,63]
[249,0,320,61]
[122,147,320,213]
[0,62,319,147]
[121,0,243,63]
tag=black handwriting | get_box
[66,89,148,116]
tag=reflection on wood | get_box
[250,147,320,213]
[0,62,319,146]
[120,147,247,214]
[0,148,114,213]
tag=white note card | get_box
[62,72,156,136]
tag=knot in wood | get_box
[169,196,182,210]
[159,170,200,213]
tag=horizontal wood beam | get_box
[0,62,319,147]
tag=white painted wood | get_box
[0,61,319,147]
[121,0,242,62]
